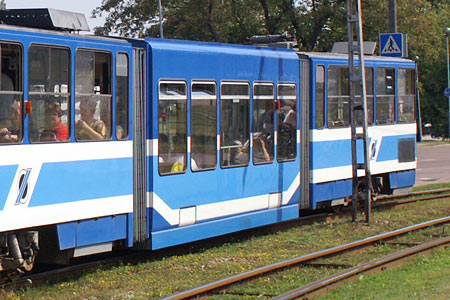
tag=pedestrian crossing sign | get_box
[379,33,407,57]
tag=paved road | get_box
[416,142,450,186]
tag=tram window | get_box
[253,83,274,164]
[158,81,187,174]
[191,81,217,171]
[0,43,23,144]
[75,50,112,141]
[376,68,395,124]
[327,66,349,128]
[315,66,325,129]
[277,83,297,162]
[355,67,375,125]
[28,45,70,143]
[220,82,250,167]
[398,68,416,123]
[116,53,129,140]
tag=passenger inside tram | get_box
[0,100,21,143]
[75,97,107,140]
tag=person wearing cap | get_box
[75,97,106,140]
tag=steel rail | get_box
[373,192,450,208]
[272,235,450,300]
[374,187,450,201]
[162,216,450,300]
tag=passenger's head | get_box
[46,102,63,117]
[46,102,63,127]
[79,97,97,119]
[10,100,21,123]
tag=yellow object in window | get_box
[171,161,184,173]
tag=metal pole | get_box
[355,0,371,224]
[413,57,422,142]
[346,0,357,222]
[388,0,397,33]
[447,35,450,140]
[444,27,450,140]
[158,0,164,38]
[347,0,371,223]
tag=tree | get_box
[93,0,264,41]
[396,0,450,137]
[93,0,348,50]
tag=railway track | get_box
[272,235,450,300]
[3,188,450,295]
[373,187,450,206]
[162,216,450,299]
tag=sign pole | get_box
[158,0,164,39]
[444,28,450,140]
[447,35,450,140]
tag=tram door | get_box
[299,58,311,209]
[132,48,148,243]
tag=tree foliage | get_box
[94,0,450,137]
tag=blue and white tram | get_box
[299,52,417,209]
[0,10,417,274]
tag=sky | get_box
[5,0,106,32]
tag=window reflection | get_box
[191,82,217,171]
[75,50,112,141]
[28,45,70,142]
[277,83,297,161]
[398,68,415,123]
[253,83,274,164]
[158,81,187,174]
[0,43,23,144]
[315,66,325,129]
[116,53,129,140]
[376,68,396,124]
[327,66,349,128]
[354,67,374,125]
[220,82,250,167]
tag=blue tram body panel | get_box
[145,38,301,249]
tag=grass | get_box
[315,247,450,300]
[2,184,450,299]
[411,182,450,192]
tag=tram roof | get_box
[145,37,299,59]
[298,51,415,63]
[0,8,90,32]
[0,23,128,44]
